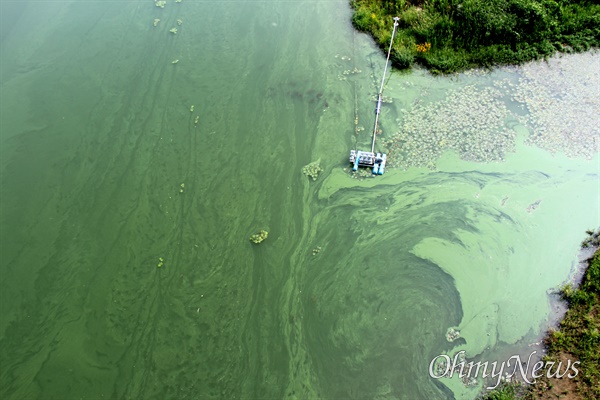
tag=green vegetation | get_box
[478,381,527,400]
[350,0,599,73]
[302,160,323,181]
[249,230,269,244]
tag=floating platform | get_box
[349,150,386,175]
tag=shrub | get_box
[390,46,415,69]
[352,0,600,73]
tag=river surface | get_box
[0,1,598,399]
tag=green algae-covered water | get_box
[0,1,598,399]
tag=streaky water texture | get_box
[0,1,598,399]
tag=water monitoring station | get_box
[349,17,399,175]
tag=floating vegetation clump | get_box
[512,54,600,160]
[385,85,516,169]
[370,94,393,104]
[335,54,355,81]
[445,327,460,342]
[341,67,362,76]
[155,1,166,8]
[432,356,449,378]
[351,168,373,180]
[302,161,322,181]
[249,230,268,244]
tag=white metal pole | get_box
[371,17,400,153]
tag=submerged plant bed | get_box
[350,0,600,74]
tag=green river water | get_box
[0,1,598,399]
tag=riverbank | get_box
[480,230,600,399]
[350,0,599,74]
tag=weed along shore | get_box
[479,230,600,399]
[350,0,600,73]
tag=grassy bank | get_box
[479,230,600,399]
[350,0,600,73]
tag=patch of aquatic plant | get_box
[512,54,600,160]
[350,0,600,73]
[302,161,322,181]
[445,327,460,342]
[384,85,515,169]
[249,230,269,244]
[350,168,374,180]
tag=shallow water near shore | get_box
[0,1,598,399]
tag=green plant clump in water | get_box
[302,161,322,181]
[350,0,600,73]
[249,230,268,244]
